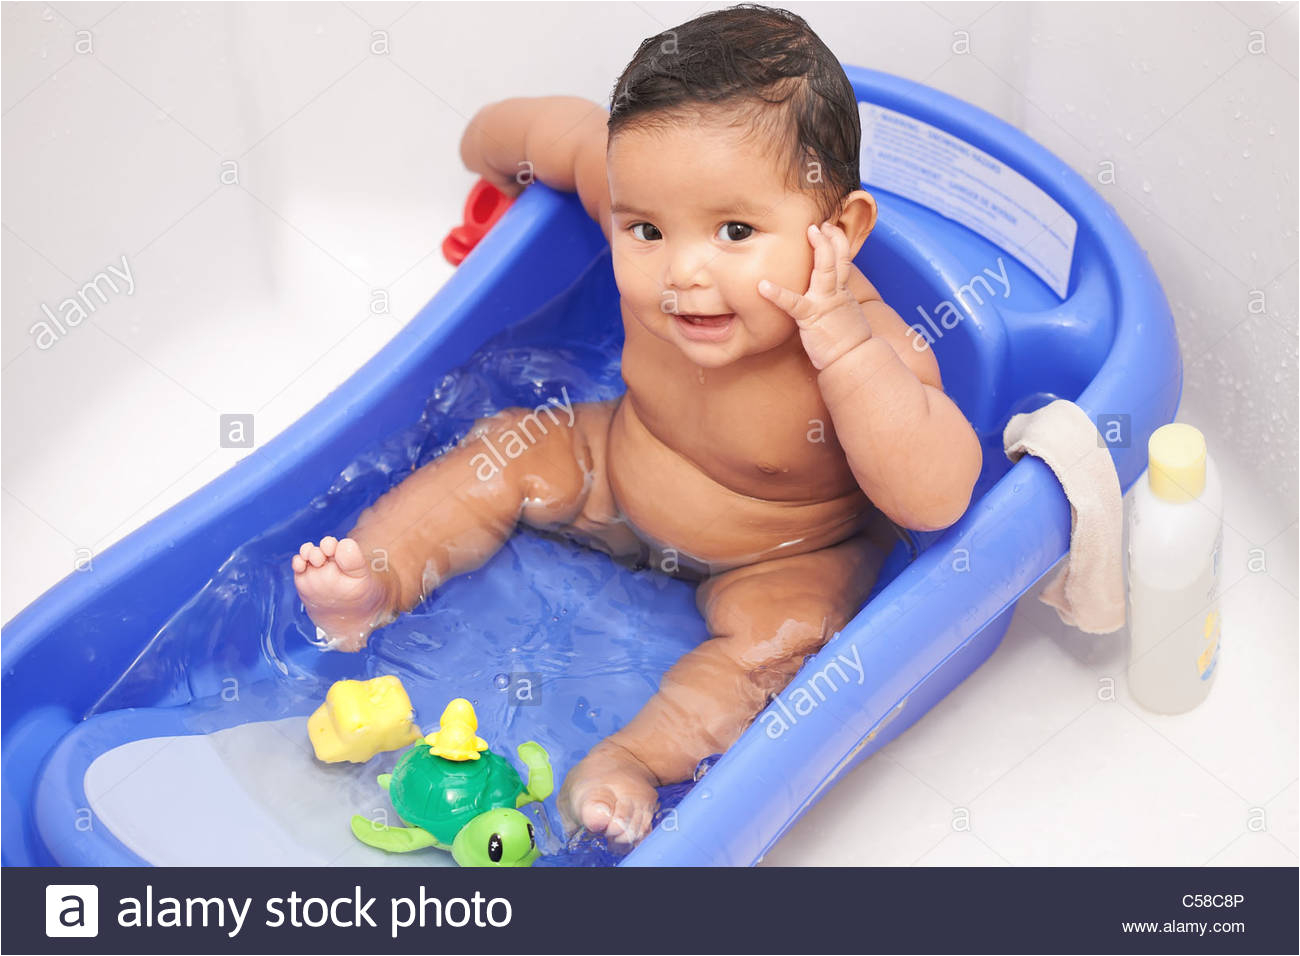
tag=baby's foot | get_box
[291,536,391,652]
[558,739,660,849]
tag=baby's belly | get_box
[605,400,872,574]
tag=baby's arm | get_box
[759,223,982,532]
[459,96,612,239]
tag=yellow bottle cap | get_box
[1147,423,1206,502]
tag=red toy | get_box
[442,178,516,266]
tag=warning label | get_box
[859,101,1077,298]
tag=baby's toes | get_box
[634,800,658,843]
[292,543,317,575]
[332,537,370,577]
[569,778,657,849]
[604,792,657,847]
[292,544,340,597]
[575,785,618,835]
[319,535,338,558]
[296,541,327,568]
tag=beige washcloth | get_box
[1003,398,1126,634]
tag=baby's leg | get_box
[294,399,634,650]
[558,533,887,846]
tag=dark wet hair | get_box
[607,4,861,221]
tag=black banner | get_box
[4,865,1296,955]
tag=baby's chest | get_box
[639,386,854,495]
[709,421,851,493]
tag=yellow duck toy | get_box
[308,675,424,764]
[422,698,489,761]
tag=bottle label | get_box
[1198,607,1220,680]
[1198,529,1224,681]
[1129,533,1223,710]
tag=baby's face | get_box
[607,112,828,368]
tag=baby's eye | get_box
[716,222,754,242]
[630,222,663,241]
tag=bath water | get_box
[86,254,714,864]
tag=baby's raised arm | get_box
[460,96,612,239]
[759,224,983,532]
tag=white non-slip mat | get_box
[84,717,453,867]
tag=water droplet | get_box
[493,673,509,689]
[571,696,597,732]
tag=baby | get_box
[292,5,981,847]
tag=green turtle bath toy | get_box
[349,697,554,867]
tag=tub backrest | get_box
[850,84,1119,447]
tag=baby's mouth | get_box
[674,312,735,342]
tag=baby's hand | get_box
[758,221,873,370]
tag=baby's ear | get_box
[837,190,878,255]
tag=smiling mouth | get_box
[673,312,735,342]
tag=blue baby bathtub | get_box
[1,66,1178,867]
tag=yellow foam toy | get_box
[308,675,424,763]
[422,698,489,761]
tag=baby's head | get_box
[606,4,874,368]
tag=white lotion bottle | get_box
[1126,423,1223,714]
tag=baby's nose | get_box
[664,243,710,290]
